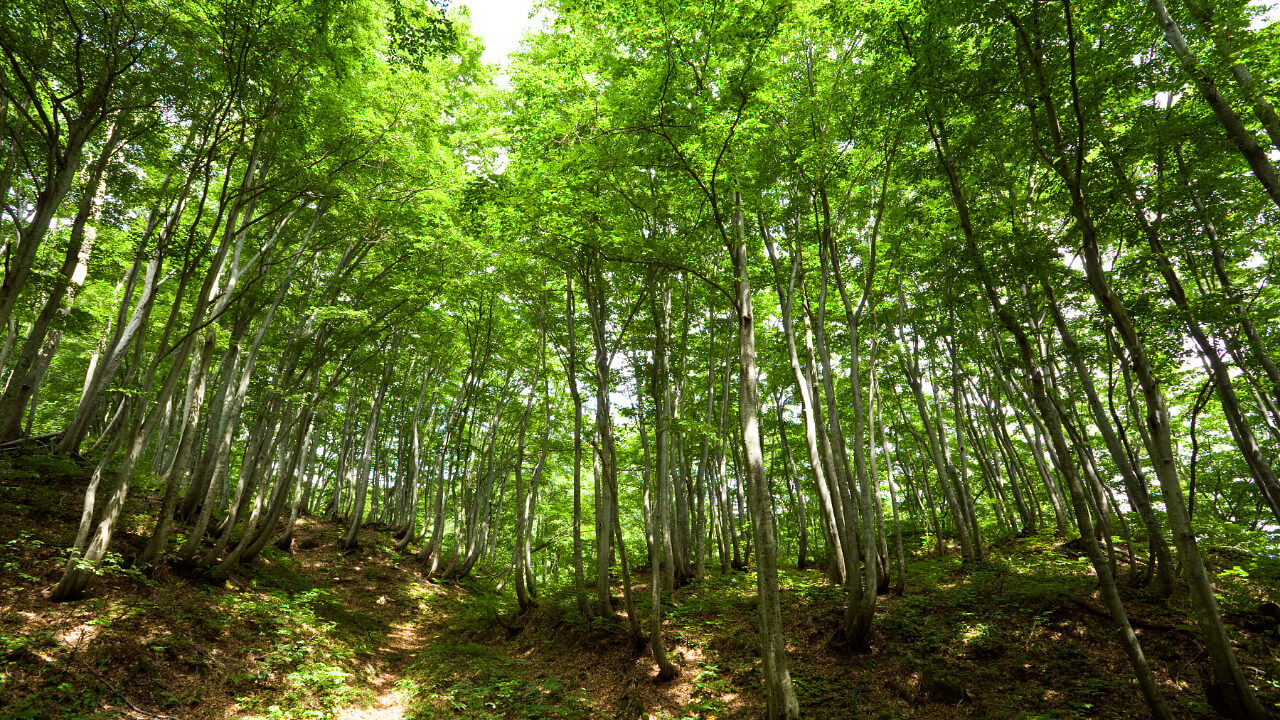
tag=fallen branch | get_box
[0,431,64,453]
[79,657,184,720]
[1068,597,1177,630]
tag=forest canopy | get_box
[1,0,1280,717]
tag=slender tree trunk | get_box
[647,272,678,679]
[1044,284,1174,594]
[0,122,122,441]
[342,358,393,552]
[1107,148,1280,523]
[918,87,1172,715]
[583,262,618,618]
[775,393,810,569]
[1009,15,1263,712]
[566,273,590,616]
[1147,0,1280,208]
[136,332,217,568]
[728,191,800,719]
[877,394,907,595]
[513,383,536,612]
[763,229,846,580]
[902,341,976,561]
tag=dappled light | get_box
[2,0,1280,717]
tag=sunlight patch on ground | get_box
[56,623,100,648]
[335,686,408,720]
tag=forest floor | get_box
[2,452,1279,719]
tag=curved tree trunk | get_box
[1008,13,1265,713]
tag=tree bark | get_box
[1147,0,1280,208]
[728,191,800,719]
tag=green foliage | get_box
[1191,513,1280,611]
[686,664,732,717]
[405,638,592,719]
[15,453,83,481]
[197,579,389,719]
[4,0,1280,715]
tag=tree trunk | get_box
[583,261,618,618]
[0,122,122,441]
[1044,284,1174,594]
[564,274,590,615]
[762,229,846,580]
[1009,15,1263,713]
[728,191,800,719]
[647,272,678,679]
[1147,0,1280,208]
[342,358,394,552]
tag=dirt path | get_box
[334,619,422,720]
[286,521,444,720]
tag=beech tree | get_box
[4,0,1278,716]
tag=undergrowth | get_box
[2,453,1279,719]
